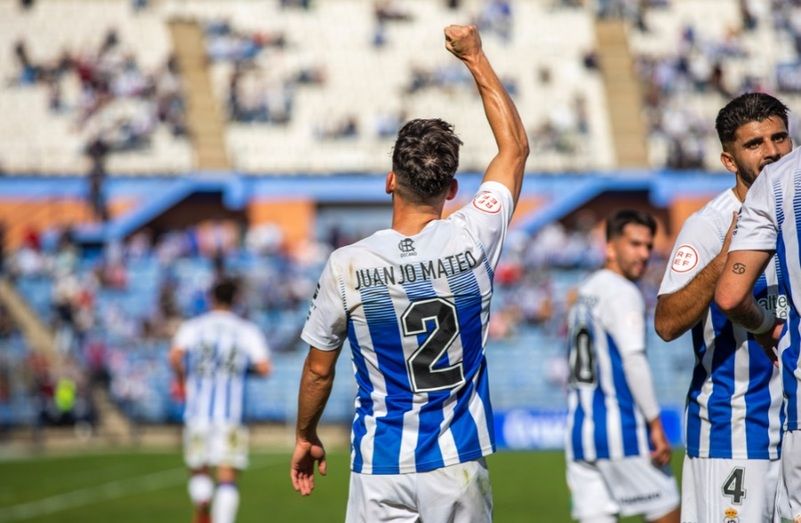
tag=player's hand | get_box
[648,419,671,467]
[444,24,482,62]
[170,379,186,403]
[290,436,327,496]
[755,318,784,365]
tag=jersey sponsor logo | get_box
[670,244,699,273]
[472,191,502,214]
[757,293,789,319]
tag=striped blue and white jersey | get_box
[731,146,801,431]
[301,181,513,475]
[566,269,652,461]
[659,189,783,460]
[173,310,270,427]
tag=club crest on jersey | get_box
[670,244,698,273]
[723,507,739,523]
[398,238,417,257]
[473,191,501,214]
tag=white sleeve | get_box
[622,352,661,421]
[604,284,646,356]
[301,257,347,351]
[658,213,722,296]
[172,322,194,352]
[449,181,514,270]
[730,171,778,252]
[243,324,270,363]
[605,284,660,420]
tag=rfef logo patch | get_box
[472,191,502,214]
[671,244,698,273]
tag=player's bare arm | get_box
[715,249,782,356]
[291,347,339,496]
[648,417,671,467]
[445,24,528,205]
[168,345,186,395]
[655,212,737,341]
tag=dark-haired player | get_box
[170,278,272,523]
[566,210,680,523]
[656,93,791,522]
[290,24,528,521]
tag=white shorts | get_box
[183,424,249,470]
[345,458,492,523]
[567,457,679,521]
[681,455,780,523]
[777,431,801,522]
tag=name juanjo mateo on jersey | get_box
[353,249,479,289]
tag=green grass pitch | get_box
[0,449,683,522]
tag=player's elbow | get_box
[306,358,335,383]
[653,301,679,342]
[654,316,679,342]
[714,285,747,316]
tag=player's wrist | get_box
[749,306,776,335]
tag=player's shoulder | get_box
[582,269,641,300]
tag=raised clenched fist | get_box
[444,24,482,61]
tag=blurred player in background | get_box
[656,93,791,522]
[565,210,680,523]
[290,24,528,522]
[169,278,272,523]
[714,131,801,521]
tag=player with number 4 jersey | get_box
[290,24,528,523]
[657,93,791,523]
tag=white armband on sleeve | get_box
[621,351,661,422]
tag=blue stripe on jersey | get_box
[744,275,774,457]
[685,322,709,457]
[360,285,413,474]
[447,270,485,462]
[606,334,640,456]
[745,336,775,458]
[241,355,250,424]
[592,381,609,459]
[571,391,586,461]
[476,357,495,447]
[347,318,373,473]
[707,305,735,457]
[208,337,220,420]
[403,278,445,472]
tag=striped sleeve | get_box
[730,171,778,252]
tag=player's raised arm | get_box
[445,24,529,206]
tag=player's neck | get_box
[391,198,445,236]
[732,181,748,203]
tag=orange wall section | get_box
[247,198,314,247]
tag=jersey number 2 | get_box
[401,298,464,393]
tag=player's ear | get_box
[445,178,458,200]
[605,241,616,265]
[720,151,738,175]
[386,172,396,194]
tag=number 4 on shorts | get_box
[722,467,746,505]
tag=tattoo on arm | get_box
[732,263,746,274]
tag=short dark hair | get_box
[212,277,239,306]
[391,118,463,204]
[715,92,789,146]
[606,209,657,241]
